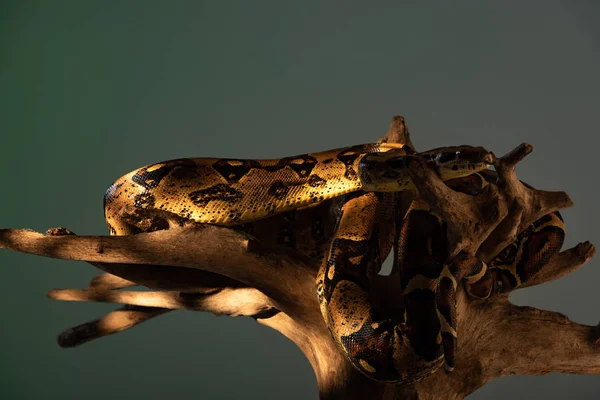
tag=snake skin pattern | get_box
[103,143,564,382]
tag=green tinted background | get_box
[1,1,599,399]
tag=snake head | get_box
[420,145,494,180]
[358,145,494,192]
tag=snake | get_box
[103,142,565,382]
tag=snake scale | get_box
[103,141,565,382]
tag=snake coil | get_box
[103,142,564,382]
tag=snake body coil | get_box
[103,142,563,382]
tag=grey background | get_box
[1,1,599,399]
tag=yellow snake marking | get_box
[146,163,165,172]
[326,265,335,280]
[437,311,457,338]
[359,359,377,373]
[464,263,488,284]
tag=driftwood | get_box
[0,116,598,399]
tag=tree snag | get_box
[0,116,597,399]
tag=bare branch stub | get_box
[48,287,277,316]
[378,115,415,150]
[0,223,318,320]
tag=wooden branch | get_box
[87,261,247,293]
[48,286,276,316]
[0,224,318,321]
[57,306,170,348]
[0,116,597,399]
[494,304,600,376]
[88,272,137,290]
[52,270,279,347]
[76,266,260,344]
